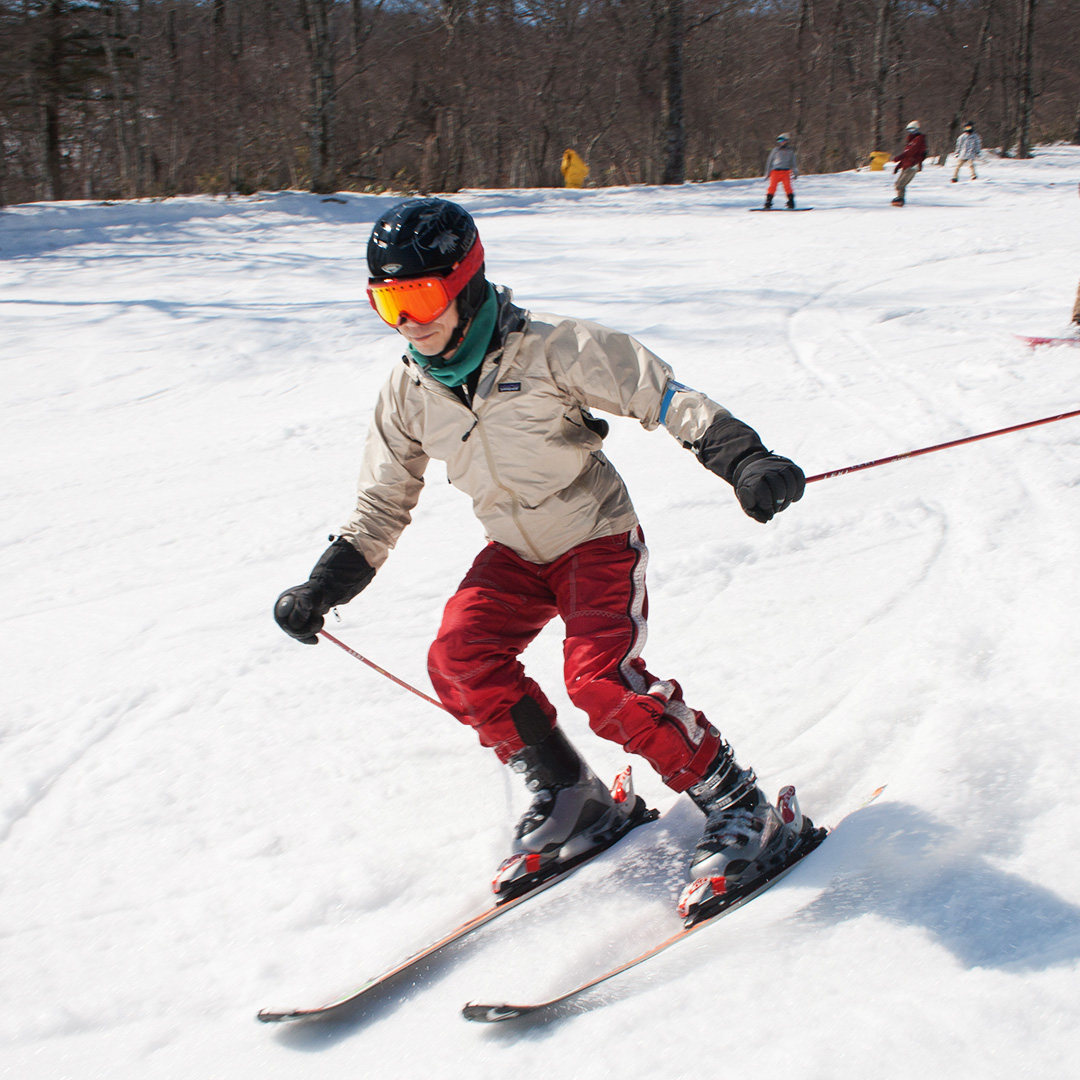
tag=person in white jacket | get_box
[952,123,982,182]
[274,198,820,923]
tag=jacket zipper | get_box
[415,355,547,563]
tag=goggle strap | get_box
[439,236,485,298]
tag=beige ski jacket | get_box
[339,289,739,568]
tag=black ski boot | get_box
[787,192,796,209]
[763,193,774,210]
[492,720,653,901]
[677,741,822,925]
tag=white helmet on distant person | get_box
[906,120,921,132]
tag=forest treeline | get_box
[1,0,1078,205]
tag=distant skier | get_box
[1073,181,1080,332]
[273,198,817,922]
[891,121,927,206]
[560,148,589,189]
[763,133,798,209]
[951,122,982,182]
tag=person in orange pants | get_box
[763,133,798,209]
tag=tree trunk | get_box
[819,0,852,172]
[944,0,995,161]
[869,0,893,152]
[43,0,66,200]
[301,0,337,193]
[132,0,148,194]
[1015,0,1037,158]
[102,2,133,196]
[792,0,816,140]
[660,0,685,185]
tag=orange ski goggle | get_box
[367,238,485,326]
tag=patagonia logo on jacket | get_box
[498,381,522,393]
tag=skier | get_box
[951,122,982,182]
[763,133,798,209]
[273,198,817,920]
[891,121,927,206]
[560,148,589,189]
[1073,181,1080,332]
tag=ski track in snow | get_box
[3,147,1080,1078]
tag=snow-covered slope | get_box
[3,148,1080,1079]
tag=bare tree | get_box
[300,0,337,192]
[941,0,996,164]
[42,0,68,198]
[869,0,894,153]
[659,0,685,184]
[1014,0,1037,157]
[792,0,817,140]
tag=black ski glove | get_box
[694,415,805,523]
[731,451,805,523]
[274,537,376,644]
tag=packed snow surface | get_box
[3,148,1080,1079]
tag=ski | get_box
[256,768,657,1023]
[461,785,885,1024]
[749,207,814,212]
[1015,334,1080,348]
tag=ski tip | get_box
[860,785,887,809]
[1014,334,1080,347]
[462,1002,527,1023]
[257,1009,296,1023]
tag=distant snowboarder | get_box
[951,122,982,182]
[763,133,799,209]
[273,198,816,922]
[892,121,927,206]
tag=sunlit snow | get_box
[3,147,1080,1078]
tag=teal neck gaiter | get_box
[408,283,498,388]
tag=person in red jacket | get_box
[891,121,927,206]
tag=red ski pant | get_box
[767,169,794,195]
[427,529,722,792]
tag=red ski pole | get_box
[806,406,1080,483]
[318,629,449,712]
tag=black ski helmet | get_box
[367,198,488,335]
[368,197,477,279]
